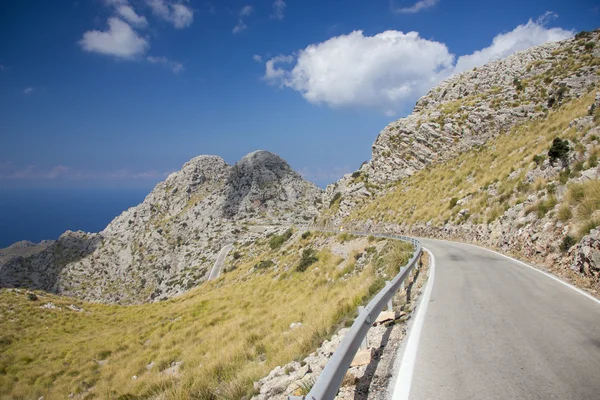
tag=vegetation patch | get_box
[296,248,318,272]
[0,232,414,400]
[269,228,293,249]
[350,92,598,227]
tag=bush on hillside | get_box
[533,154,546,166]
[297,248,318,272]
[548,137,570,165]
[330,192,342,208]
[448,197,459,209]
[560,235,576,253]
[255,260,274,269]
[269,228,293,249]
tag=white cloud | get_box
[239,5,253,17]
[23,87,35,95]
[391,0,439,14]
[147,55,184,73]
[146,0,193,28]
[264,30,453,109]
[46,165,70,179]
[263,14,574,114]
[79,17,149,59]
[453,13,573,73]
[233,19,247,34]
[253,54,263,62]
[264,55,293,80]
[116,5,148,28]
[270,0,286,20]
[0,162,168,181]
[233,5,253,33]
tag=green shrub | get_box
[301,231,311,239]
[329,192,342,208]
[269,229,293,249]
[560,235,576,252]
[233,252,242,260]
[537,196,558,218]
[588,153,598,168]
[533,154,546,166]
[297,249,318,272]
[338,232,351,243]
[255,260,274,269]
[559,168,571,184]
[351,171,361,179]
[448,197,459,209]
[548,137,570,164]
[367,277,385,297]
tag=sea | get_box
[0,188,150,248]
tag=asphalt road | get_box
[405,238,600,400]
[207,243,233,281]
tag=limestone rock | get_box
[0,151,323,304]
[572,229,600,278]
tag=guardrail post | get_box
[400,267,406,292]
[386,281,393,312]
[358,306,369,349]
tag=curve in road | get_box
[207,243,233,281]
[393,238,600,400]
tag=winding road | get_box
[393,238,600,400]
[207,243,233,281]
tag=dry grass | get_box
[561,180,600,238]
[351,92,598,226]
[0,232,411,400]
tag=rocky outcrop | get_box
[323,30,600,223]
[0,151,323,304]
[340,94,600,292]
[0,239,54,265]
[572,229,600,280]
[0,231,100,292]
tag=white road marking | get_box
[392,248,436,400]
[421,237,600,307]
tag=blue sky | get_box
[0,0,598,189]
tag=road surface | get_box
[395,238,600,400]
[207,244,233,281]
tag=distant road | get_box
[394,238,600,400]
[207,244,233,281]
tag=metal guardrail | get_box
[290,227,423,400]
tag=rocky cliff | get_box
[324,30,600,223]
[0,151,322,304]
[331,30,600,292]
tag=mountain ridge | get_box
[2,30,600,302]
[0,150,322,304]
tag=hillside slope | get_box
[0,231,412,400]
[0,151,322,304]
[324,30,600,222]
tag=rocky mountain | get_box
[0,151,322,304]
[325,30,600,291]
[323,30,600,223]
[3,30,600,303]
